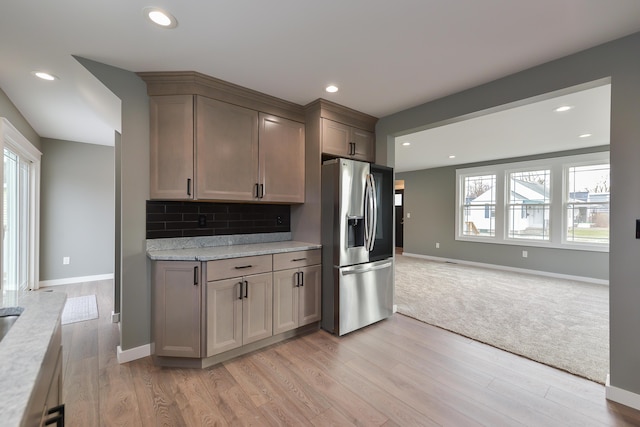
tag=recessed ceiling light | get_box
[402,142,411,146]
[32,71,57,81]
[579,133,592,138]
[144,7,178,28]
[554,105,573,112]
[449,155,456,159]
[325,85,339,93]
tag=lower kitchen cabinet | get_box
[152,261,202,358]
[273,265,321,335]
[206,272,273,357]
[150,248,321,368]
[273,250,322,335]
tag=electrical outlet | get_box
[406,212,411,218]
[198,214,207,228]
[276,215,283,225]
[522,250,528,258]
[436,242,440,249]
[63,256,70,265]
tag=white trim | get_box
[117,344,151,364]
[39,273,114,287]
[606,374,640,411]
[402,252,608,285]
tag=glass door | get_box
[3,148,30,292]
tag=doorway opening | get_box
[394,180,404,254]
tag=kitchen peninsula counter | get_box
[0,290,66,426]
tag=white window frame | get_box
[1,118,42,290]
[455,152,609,252]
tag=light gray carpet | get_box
[61,295,99,325]
[395,255,609,383]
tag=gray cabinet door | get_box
[243,272,273,345]
[298,265,322,326]
[351,128,375,162]
[259,113,305,203]
[273,269,298,335]
[273,264,321,334]
[153,261,201,358]
[206,278,243,357]
[322,118,351,157]
[149,95,194,199]
[196,96,259,201]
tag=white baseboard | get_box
[401,253,608,286]
[606,374,640,410]
[39,273,114,287]
[117,343,151,364]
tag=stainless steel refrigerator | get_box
[321,158,394,336]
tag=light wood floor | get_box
[50,280,640,426]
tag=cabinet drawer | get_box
[207,255,272,281]
[273,249,321,271]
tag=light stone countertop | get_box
[0,289,66,426]
[147,240,322,261]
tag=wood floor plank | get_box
[224,355,281,407]
[166,368,229,426]
[273,341,390,426]
[248,348,331,420]
[63,356,100,427]
[487,377,607,427]
[310,350,442,426]
[347,356,484,426]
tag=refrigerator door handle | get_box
[340,260,393,275]
[364,173,377,252]
[369,174,377,251]
[364,175,371,250]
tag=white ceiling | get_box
[395,83,611,172]
[1,1,639,164]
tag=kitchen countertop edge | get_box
[147,240,322,261]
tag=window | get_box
[460,174,495,237]
[565,163,610,244]
[1,118,41,292]
[507,169,550,240]
[455,152,609,251]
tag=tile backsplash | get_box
[146,201,290,239]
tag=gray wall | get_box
[75,57,150,352]
[397,146,609,281]
[40,138,114,280]
[0,87,41,151]
[377,32,640,395]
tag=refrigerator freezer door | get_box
[335,259,394,336]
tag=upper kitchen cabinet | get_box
[259,113,305,203]
[321,118,375,162]
[305,99,377,163]
[140,71,306,203]
[196,96,259,201]
[149,95,194,199]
